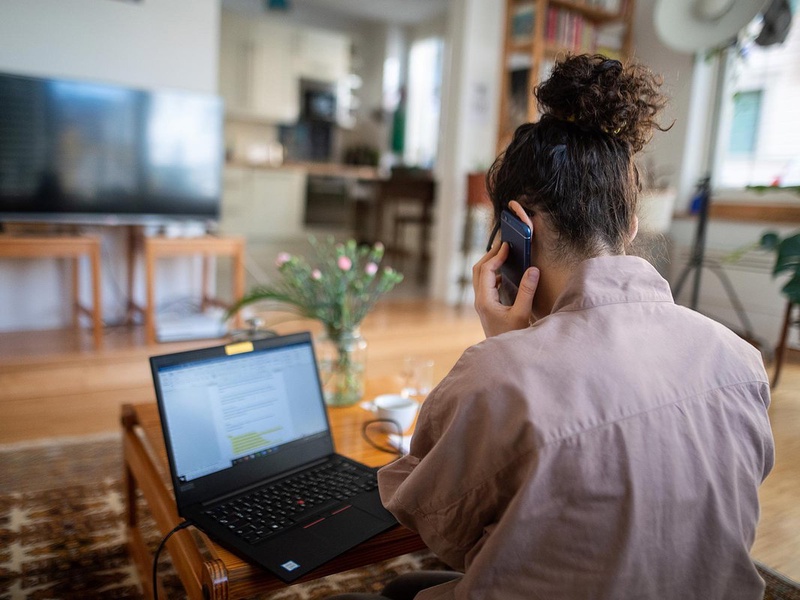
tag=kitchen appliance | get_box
[301,80,337,123]
[280,80,338,162]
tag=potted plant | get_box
[759,231,800,304]
[758,230,800,386]
[228,237,403,407]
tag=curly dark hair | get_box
[487,54,670,260]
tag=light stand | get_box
[672,175,755,340]
[670,49,757,344]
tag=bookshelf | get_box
[497,0,636,150]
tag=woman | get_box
[331,54,774,600]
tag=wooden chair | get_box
[373,168,436,285]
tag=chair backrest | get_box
[378,178,436,204]
[390,166,433,180]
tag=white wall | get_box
[0,0,221,332]
[0,0,219,93]
[631,0,697,205]
[430,0,504,304]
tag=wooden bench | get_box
[142,235,246,344]
[0,234,103,348]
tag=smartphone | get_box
[499,209,532,300]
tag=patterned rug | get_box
[0,435,446,600]
[2,436,798,600]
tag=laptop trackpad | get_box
[303,504,385,545]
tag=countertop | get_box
[225,160,384,181]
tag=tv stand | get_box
[139,234,246,344]
[0,233,103,348]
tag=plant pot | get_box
[316,327,367,407]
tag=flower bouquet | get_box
[229,238,403,406]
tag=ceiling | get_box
[275,0,449,25]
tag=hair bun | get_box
[535,54,668,153]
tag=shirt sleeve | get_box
[377,342,533,570]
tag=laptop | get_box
[149,331,398,583]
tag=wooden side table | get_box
[122,399,427,599]
[0,234,103,348]
[143,235,246,344]
[457,172,492,304]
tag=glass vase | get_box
[316,327,367,407]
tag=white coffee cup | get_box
[372,394,419,433]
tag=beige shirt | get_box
[379,256,774,600]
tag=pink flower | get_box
[311,269,322,280]
[275,252,291,267]
[337,256,352,271]
[365,262,378,276]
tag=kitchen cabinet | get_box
[294,27,351,83]
[219,12,300,123]
[220,10,352,122]
[220,167,307,240]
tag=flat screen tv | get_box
[0,71,223,225]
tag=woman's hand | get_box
[472,239,540,338]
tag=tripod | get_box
[672,176,756,341]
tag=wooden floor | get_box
[0,298,797,581]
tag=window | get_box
[715,9,800,191]
[727,90,762,156]
[404,36,444,168]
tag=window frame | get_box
[708,16,800,215]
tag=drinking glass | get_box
[400,357,435,403]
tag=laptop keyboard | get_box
[203,457,379,546]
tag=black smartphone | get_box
[499,209,532,300]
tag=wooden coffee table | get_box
[122,391,426,599]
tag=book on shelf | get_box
[508,68,531,130]
[511,3,536,43]
[545,7,599,53]
[586,0,622,13]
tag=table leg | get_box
[232,244,245,330]
[145,246,156,345]
[90,242,103,349]
[203,558,230,600]
[71,256,80,330]
[122,403,218,600]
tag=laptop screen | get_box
[153,337,330,484]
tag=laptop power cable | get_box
[152,519,193,600]
[361,419,407,461]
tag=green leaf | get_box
[226,236,403,328]
[724,241,759,264]
[781,272,800,304]
[774,233,800,276]
[760,232,780,250]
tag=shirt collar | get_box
[551,255,674,314]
